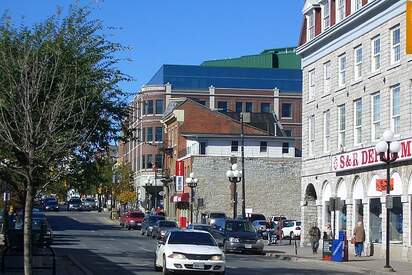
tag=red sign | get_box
[331,138,412,172]
[376,179,394,192]
[176,160,184,176]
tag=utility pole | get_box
[240,112,246,219]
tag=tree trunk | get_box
[24,183,33,275]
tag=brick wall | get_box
[191,156,302,220]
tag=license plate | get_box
[193,263,204,269]
[245,244,252,249]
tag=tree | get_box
[0,6,129,274]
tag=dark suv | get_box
[141,215,165,236]
[212,219,264,254]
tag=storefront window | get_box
[354,199,364,224]
[339,204,347,231]
[369,198,382,243]
[389,196,403,243]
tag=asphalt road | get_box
[46,211,361,275]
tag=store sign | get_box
[331,138,412,172]
[176,160,184,176]
[407,0,412,54]
[376,179,394,192]
[175,176,184,192]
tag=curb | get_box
[264,252,396,275]
[67,254,94,275]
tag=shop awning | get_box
[171,193,189,203]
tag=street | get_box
[46,211,361,275]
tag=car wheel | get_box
[154,253,161,271]
[162,255,169,275]
[128,225,131,230]
[215,271,226,275]
[223,241,229,254]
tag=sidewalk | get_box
[264,242,412,275]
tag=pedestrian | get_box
[309,224,321,254]
[266,220,275,245]
[274,226,283,245]
[352,221,365,257]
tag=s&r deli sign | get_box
[332,138,412,172]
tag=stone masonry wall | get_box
[192,156,301,220]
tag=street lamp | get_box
[226,163,242,219]
[186,172,198,224]
[2,192,10,234]
[375,130,401,271]
[146,176,154,211]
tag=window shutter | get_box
[362,0,368,6]
[346,0,351,16]
[330,0,336,26]
[299,17,307,45]
[315,8,322,36]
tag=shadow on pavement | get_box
[227,267,359,275]
[46,215,119,232]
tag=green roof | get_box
[201,47,301,70]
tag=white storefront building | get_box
[297,0,412,261]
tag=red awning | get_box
[171,193,189,203]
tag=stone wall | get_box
[192,156,301,220]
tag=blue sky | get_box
[0,0,304,100]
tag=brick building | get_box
[121,61,302,212]
[297,0,412,261]
[161,98,301,223]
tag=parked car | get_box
[269,215,287,226]
[43,198,59,211]
[152,220,178,239]
[212,219,264,254]
[13,212,53,245]
[81,198,97,211]
[246,213,266,223]
[251,220,268,239]
[141,214,165,236]
[207,212,227,225]
[154,230,225,274]
[120,211,145,230]
[67,198,82,211]
[281,220,302,239]
[187,224,212,232]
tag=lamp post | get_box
[146,176,154,211]
[186,172,198,224]
[226,164,242,219]
[2,192,10,234]
[375,130,401,271]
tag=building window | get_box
[371,93,380,141]
[142,154,146,169]
[309,115,315,156]
[353,0,362,12]
[354,99,362,145]
[389,196,403,243]
[217,101,228,112]
[285,129,292,137]
[370,198,382,243]
[282,142,289,154]
[338,104,346,148]
[236,102,243,113]
[245,102,253,112]
[142,101,146,115]
[147,155,153,169]
[261,103,271,113]
[142,128,146,142]
[323,0,330,30]
[146,127,153,142]
[323,110,330,152]
[371,36,381,72]
[308,69,315,100]
[155,127,163,142]
[155,100,164,114]
[281,103,292,118]
[231,141,239,152]
[391,26,401,64]
[260,141,267,153]
[337,0,346,23]
[354,46,363,80]
[200,142,207,155]
[198,100,206,106]
[307,11,315,40]
[391,84,401,134]
[155,154,163,169]
[146,100,154,114]
[338,54,347,87]
[323,61,331,95]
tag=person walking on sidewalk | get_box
[309,224,321,254]
[353,221,365,257]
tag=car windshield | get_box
[45,200,57,205]
[225,221,255,233]
[283,221,296,227]
[130,212,144,218]
[85,198,95,202]
[159,221,177,227]
[69,199,81,204]
[168,232,216,246]
[149,216,165,224]
[254,221,266,226]
[210,213,226,219]
[194,225,211,231]
[296,222,301,226]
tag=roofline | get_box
[181,133,294,140]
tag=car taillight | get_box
[296,227,301,230]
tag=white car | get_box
[154,230,226,274]
[281,220,302,239]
